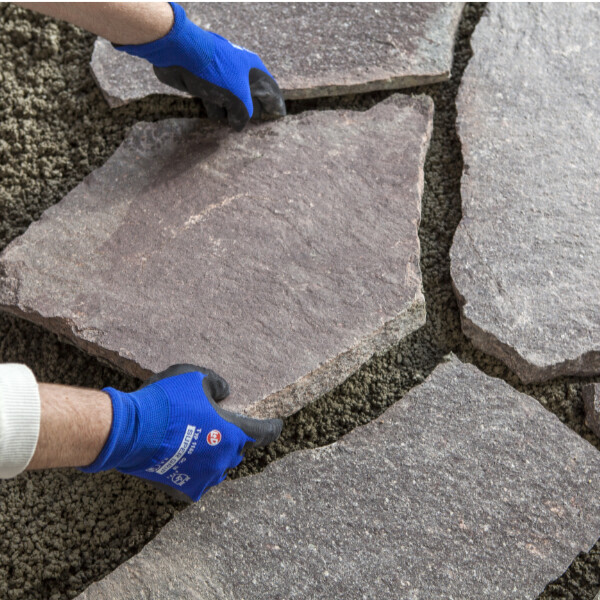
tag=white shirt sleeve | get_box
[0,364,41,478]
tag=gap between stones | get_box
[0,3,598,599]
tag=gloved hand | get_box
[114,2,286,131]
[80,365,283,502]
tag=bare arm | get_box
[14,2,174,45]
[27,383,112,469]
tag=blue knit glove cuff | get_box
[79,384,169,473]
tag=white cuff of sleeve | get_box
[0,364,41,478]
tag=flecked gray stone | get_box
[584,383,600,438]
[75,357,600,600]
[0,94,431,418]
[90,2,464,107]
[450,3,600,384]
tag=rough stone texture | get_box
[0,95,431,419]
[450,3,600,384]
[77,357,600,600]
[90,2,464,107]
[584,383,600,438]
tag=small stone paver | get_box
[0,95,431,418]
[91,2,464,107]
[450,3,600,383]
[75,357,600,599]
[584,383,600,438]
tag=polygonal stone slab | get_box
[91,2,464,107]
[0,95,431,418]
[584,383,600,438]
[450,3,600,383]
[75,357,600,600]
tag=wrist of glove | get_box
[114,2,286,131]
[80,365,282,502]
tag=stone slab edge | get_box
[452,276,600,384]
[90,45,454,109]
[0,286,426,419]
[255,299,426,418]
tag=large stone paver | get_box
[91,2,464,107]
[0,95,431,418]
[76,357,600,599]
[450,3,600,383]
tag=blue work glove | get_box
[114,2,286,131]
[80,365,283,502]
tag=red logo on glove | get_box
[207,430,222,446]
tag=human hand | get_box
[115,2,286,131]
[80,364,283,502]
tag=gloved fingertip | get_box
[250,418,283,448]
[248,69,286,118]
[228,114,250,132]
[202,371,230,402]
[225,89,253,131]
[272,96,287,118]
[256,95,286,120]
[270,418,284,442]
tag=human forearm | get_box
[27,383,112,470]
[14,2,174,45]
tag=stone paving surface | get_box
[91,2,464,107]
[0,94,431,419]
[584,384,600,438]
[76,357,600,600]
[4,4,600,598]
[450,3,600,383]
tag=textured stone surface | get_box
[0,94,431,418]
[76,357,600,600]
[584,383,600,438]
[450,3,600,383]
[90,2,464,107]
[4,5,600,600]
